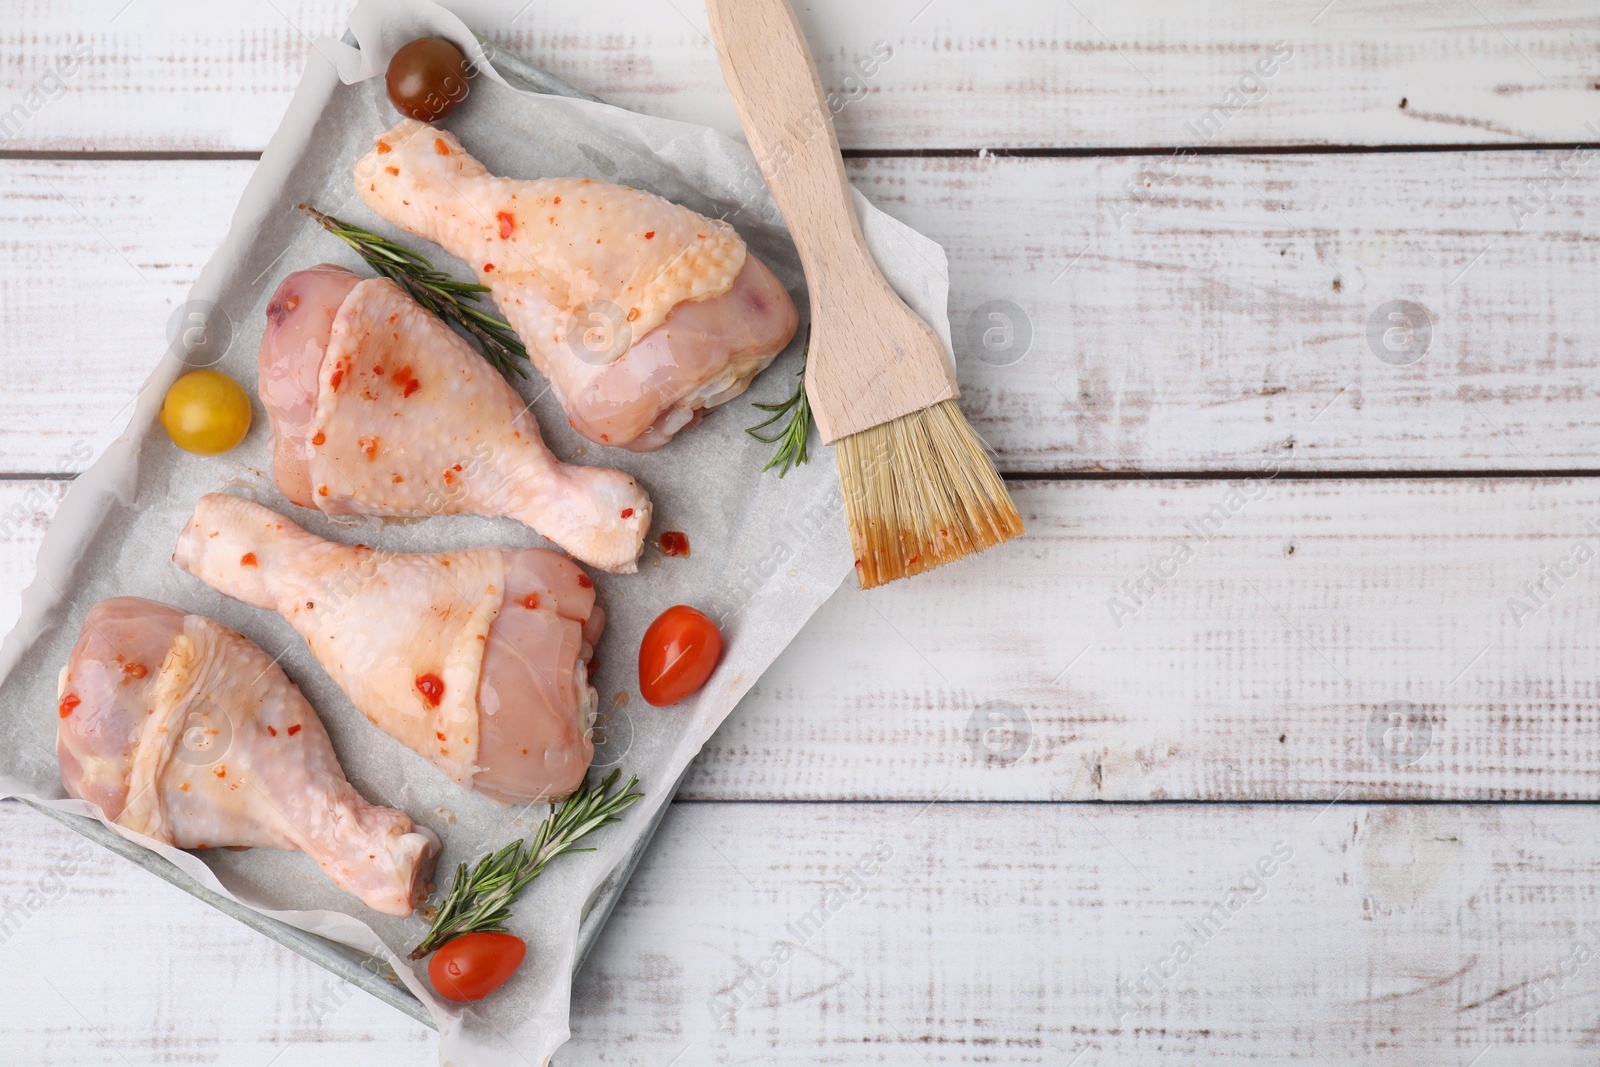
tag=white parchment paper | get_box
[0,0,955,1061]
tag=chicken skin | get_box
[355,120,800,451]
[173,494,600,805]
[56,596,439,915]
[258,266,651,574]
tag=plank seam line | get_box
[1009,469,1600,482]
[0,151,263,161]
[0,141,1591,163]
[667,798,1600,807]
[14,470,1600,484]
[845,141,1598,159]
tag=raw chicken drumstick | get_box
[173,493,600,805]
[355,120,800,451]
[258,266,650,574]
[56,596,439,916]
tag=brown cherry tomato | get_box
[638,605,724,707]
[386,37,472,122]
[428,931,526,1002]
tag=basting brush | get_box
[705,0,1023,588]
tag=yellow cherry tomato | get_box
[160,370,252,455]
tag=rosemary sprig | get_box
[747,325,812,476]
[408,770,643,960]
[299,203,529,380]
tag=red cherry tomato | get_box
[428,932,526,1002]
[638,605,723,707]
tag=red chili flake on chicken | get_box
[620,508,634,519]
[57,693,80,718]
[627,307,640,322]
[576,574,593,589]
[387,363,421,397]
[416,673,445,707]
[385,166,399,176]
[317,485,329,497]
[434,138,451,155]
[311,432,325,446]
[521,593,539,609]
[267,726,277,737]
[553,196,561,205]
[287,724,301,736]
[214,766,227,779]
[658,531,690,557]
[497,211,515,239]
[360,436,380,460]
[483,263,495,272]
[122,661,148,679]
[330,367,344,391]
[240,552,257,567]
[644,230,655,240]
[375,140,391,154]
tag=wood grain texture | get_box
[11,797,1600,1066]
[567,801,1600,1065]
[9,477,1600,802]
[707,0,958,442]
[6,150,1600,474]
[856,150,1600,474]
[690,476,1600,801]
[0,160,245,474]
[0,804,435,1065]
[2,0,1598,152]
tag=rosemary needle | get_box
[408,770,644,960]
[747,324,813,476]
[300,203,529,380]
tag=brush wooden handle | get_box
[705,0,958,443]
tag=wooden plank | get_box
[686,476,1600,801]
[0,481,66,597]
[4,151,1599,475]
[575,802,1600,1063]
[0,803,435,1064]
[10,476,1600,802]
[3,0,1598,152]
[0,160,244,474]
[859,150,1600,474]
[11,797,1600,1065]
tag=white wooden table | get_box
[3,1,1600,1062]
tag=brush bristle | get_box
[835,398,1023,589]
